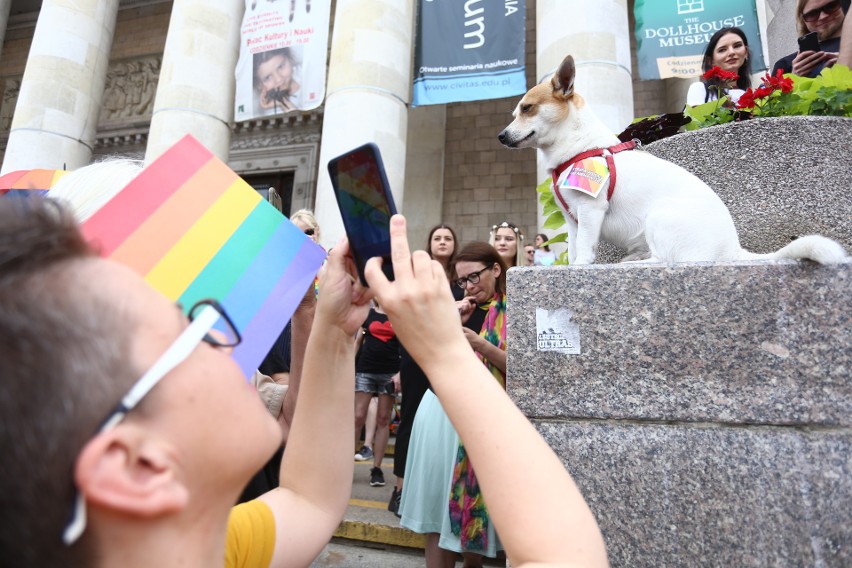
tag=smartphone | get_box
[327,143,397,286]
[798,32,821,53]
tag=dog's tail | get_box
[739,235,848,264]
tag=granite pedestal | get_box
[507,260,850,566]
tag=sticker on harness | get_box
[557,157,609,198]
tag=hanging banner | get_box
[413,0,526,106]
[234,0,330,121]
[634,0,766,80]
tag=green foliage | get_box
[536,179,570,265]
[685,65,852,130]
[683,96,735,130]
[537,177,567,231]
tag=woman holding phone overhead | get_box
[399,241,508,568]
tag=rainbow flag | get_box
[0,168,68,198]
[81,135,326,378]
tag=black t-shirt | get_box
[259,321,291,376]
[356,309,400,374]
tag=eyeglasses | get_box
[802,0,841,22]
[455,266,491,289]
[62,299,240,545]
[304,228,315,236]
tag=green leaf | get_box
[542,232,567,246]
[554,249,571,265]
[536,177,552,194]
[543,210,566,230]
[814,64,852,89]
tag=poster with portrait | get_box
[234,0,330,121]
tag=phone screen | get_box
[327,143,397,285]
[798,32,821,52]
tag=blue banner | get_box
[413,0,526,106]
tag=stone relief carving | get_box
[1,77,22,134]
[230,131,321,150]
[100,56,161,123]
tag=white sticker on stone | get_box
[536,308,580,354]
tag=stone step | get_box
[336,459,425,549]
[310,539,426,567]
[339,444,508,565]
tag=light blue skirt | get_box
[398,389,502,557]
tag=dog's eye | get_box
[521,104,533,113]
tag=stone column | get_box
[534,0,633,247]
[313,0,416,250]
[0,0,11,60]
[0,0,119,175]
[144,0,243,164]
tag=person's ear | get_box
[492,262,502,279]
[75,424,189,519]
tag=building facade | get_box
[1,0,795,248]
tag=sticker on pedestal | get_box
[536,308,580,355]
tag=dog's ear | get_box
[551,55,576,100]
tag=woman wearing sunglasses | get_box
[772,0,847,77]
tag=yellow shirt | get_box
[225,500,275,568]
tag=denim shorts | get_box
[355,372,395,395]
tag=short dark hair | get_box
[701,27,752,92]
[0,198,135,564]
[453,241,508,296]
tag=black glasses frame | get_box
[189,299,242,348]
[802,0,841,22]
[455,266,491,289]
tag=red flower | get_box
[702,66,740,82]
[762,69,794,93]
[736,89,757,109]
[754,86,775,99]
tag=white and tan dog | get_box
[498,55,846,265]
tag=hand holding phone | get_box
[327,143,397,286]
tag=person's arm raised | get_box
[262,239,372,568]
[277,286,316,443]
[839,11,852,68]
[366,215,608,568]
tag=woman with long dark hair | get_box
[686,27,753,106]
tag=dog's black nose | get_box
[497,130,507,143]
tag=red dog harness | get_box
[550,140,638,223]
